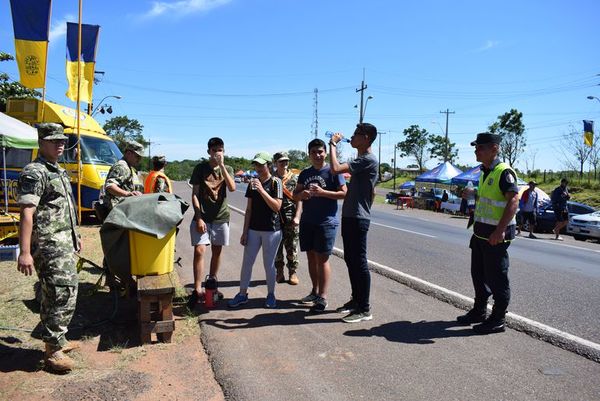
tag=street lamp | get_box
[91,95,122,116]
[354,95,373,122]
[587,95,600,104]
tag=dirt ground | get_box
[0,225,224,401]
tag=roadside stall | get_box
[414,161,462,211]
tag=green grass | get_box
[378,175,417,191]
[535,178,600,209]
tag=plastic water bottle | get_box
[325,131,351,143]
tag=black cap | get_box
[470,132,501,146]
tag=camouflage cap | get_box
[125,139,145,156]
[152,155,166,163]
[273,151,290,162]
[37,123,67,140]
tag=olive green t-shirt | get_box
[190,161,234,223]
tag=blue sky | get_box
[2,0,600,171]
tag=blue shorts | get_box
[299,222,337,255]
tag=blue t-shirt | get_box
[342,152,378,219]
[298,164,345,226]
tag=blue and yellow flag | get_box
[66,22,100,103]
[9,0,52,89]
[584,120,594,147]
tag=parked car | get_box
[518,201,596,233]
[567,211,600,241]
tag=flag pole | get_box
[40,1,52,121]
[76,0,83,224]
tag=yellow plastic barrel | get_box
[129,228,175,276]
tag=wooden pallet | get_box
[137,271,176,344]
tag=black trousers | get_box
[341,217,371,312]
[469,235,511,318]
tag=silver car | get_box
[568,211,600,241]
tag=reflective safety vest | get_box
[144,170,172,193]
[474,162,516,236]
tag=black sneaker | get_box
[456,309,486,325]
[473,318,505,334]
[310,297,328,313]
[335,299,357,314]
[300,291,318,304]
[187,290,200,309]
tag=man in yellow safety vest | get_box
[457,132,519,334]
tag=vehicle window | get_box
[60,136,122,166]
[569,205,592,215]
[0,148,33,168]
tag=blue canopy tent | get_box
[451,165,527,187]
[415,161,463,184]
[399,180,415,190]
[451,166,480,186]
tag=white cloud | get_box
[142,0,232,19]
[475,40,501,52]
[49,15,75,46]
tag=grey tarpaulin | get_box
[100,193,189,283]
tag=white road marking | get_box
[517,236,600,254]
[371,222,437,238]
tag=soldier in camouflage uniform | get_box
[273,152,301,285]
[102,139,145,211]
[17,123,81,373]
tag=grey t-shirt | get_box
[342,152,378,219]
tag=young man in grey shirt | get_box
[329,123,379,323]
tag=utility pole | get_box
[147,139,159,170]
[440,108,455,162]
[356,68,367,123]
[311,88,319,138]
[377,131,387,182]
[393,143,397,192]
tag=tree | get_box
[397,125,430,171]
[102,116,147,152]
[557,125,592,180]
[0,51,41,112]
[429,134,458,163]
[523,148,538,175]
[287,149,308,169]
[488,108,526,166]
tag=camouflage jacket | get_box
[17,157,79,255]
[277,170,298,222]
[103,159,141,209]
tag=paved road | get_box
[172,181,600,401]
[223,182,600,343]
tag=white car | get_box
[568,211,600,241]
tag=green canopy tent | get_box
[0,112,38,213]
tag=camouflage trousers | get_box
[275,222,299,273]
[35,252,78,350]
